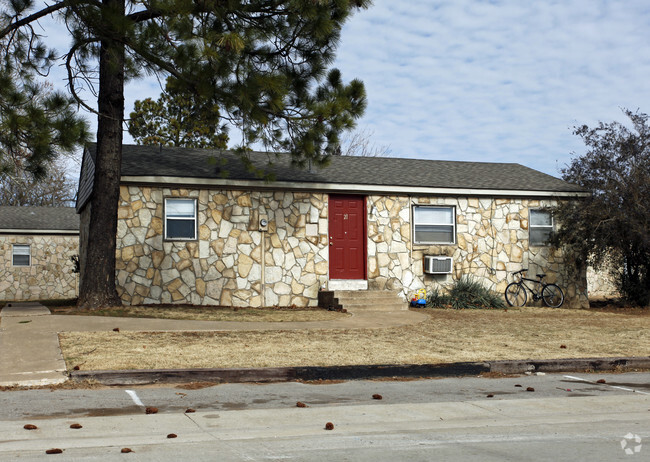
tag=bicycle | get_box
[504,269,564,308]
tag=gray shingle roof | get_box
[115,144,585,193]
[0,206,79,232]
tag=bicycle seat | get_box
[537,273,546,279]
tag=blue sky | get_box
[329,0,650,176]
[45,0,650,177]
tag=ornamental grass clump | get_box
[449,277,506,309]
[427,277,506,309]
[425,290,452,308]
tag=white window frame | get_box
[164,198,197,240]
[413,205,456,245]
[529,209,554,246]
[12,244,31,267]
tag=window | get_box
[12,244,31,266]
[165,198,197,240]
[413,206,456,244]
[529,209,553,246]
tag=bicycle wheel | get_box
[505,282,527,307]
[542,283,564,308]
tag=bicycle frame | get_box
[516,275,546,301]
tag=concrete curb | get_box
[488,357,650,374]
[69,356,650,386]
[0,303,51,317]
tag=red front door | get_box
[329,195,366,279]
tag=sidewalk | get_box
[0,303,68,387]
[0,302,429,387]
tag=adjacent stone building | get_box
[77,144,590,308]
[0,206,79,301]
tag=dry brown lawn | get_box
[50,305,347,323]
[58,307,650,371]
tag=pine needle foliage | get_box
[128,76,229,149]
[0,67,89,179]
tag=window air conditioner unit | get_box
[424,256,453,275]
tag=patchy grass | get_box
[587,298,649,313]
[1,299,78,308]
[50,305,348,323]
[59,307,650,371]
[40,299,79,307]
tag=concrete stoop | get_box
[334,290,408,312]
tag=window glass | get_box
[414,225,455,243]
[166,220,196,239]
[13,244,31,266]
[413,206,455,244]
[165,198,197,240]
[530,209,553,246]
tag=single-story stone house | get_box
[0,206,79,301]
[76,144,590,308]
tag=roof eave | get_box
[120,175,589,198]
[0,229,80,235]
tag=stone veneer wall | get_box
[0,234,79,301]
[367,195,589,309]
[587,264,620,300]
[116,186,328,307]
[116,186,588,309]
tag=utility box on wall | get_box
[259,216,269,232]
[424,256,453,275]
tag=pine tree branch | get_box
[0,0,100,39]
[127,8,163,23]
[65,40,100,115]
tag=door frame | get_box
[328,194,367,280]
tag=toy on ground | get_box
[410,288,427,307]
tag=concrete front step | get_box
[334,290,403,300]
[342,303,408,312]
[334,290,408,312]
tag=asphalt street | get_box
[0,372,648,461]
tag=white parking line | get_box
[563,375,650,395]
[125,389,145,406]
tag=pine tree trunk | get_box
[77,0,125,309]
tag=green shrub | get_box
[427,277,506,310]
